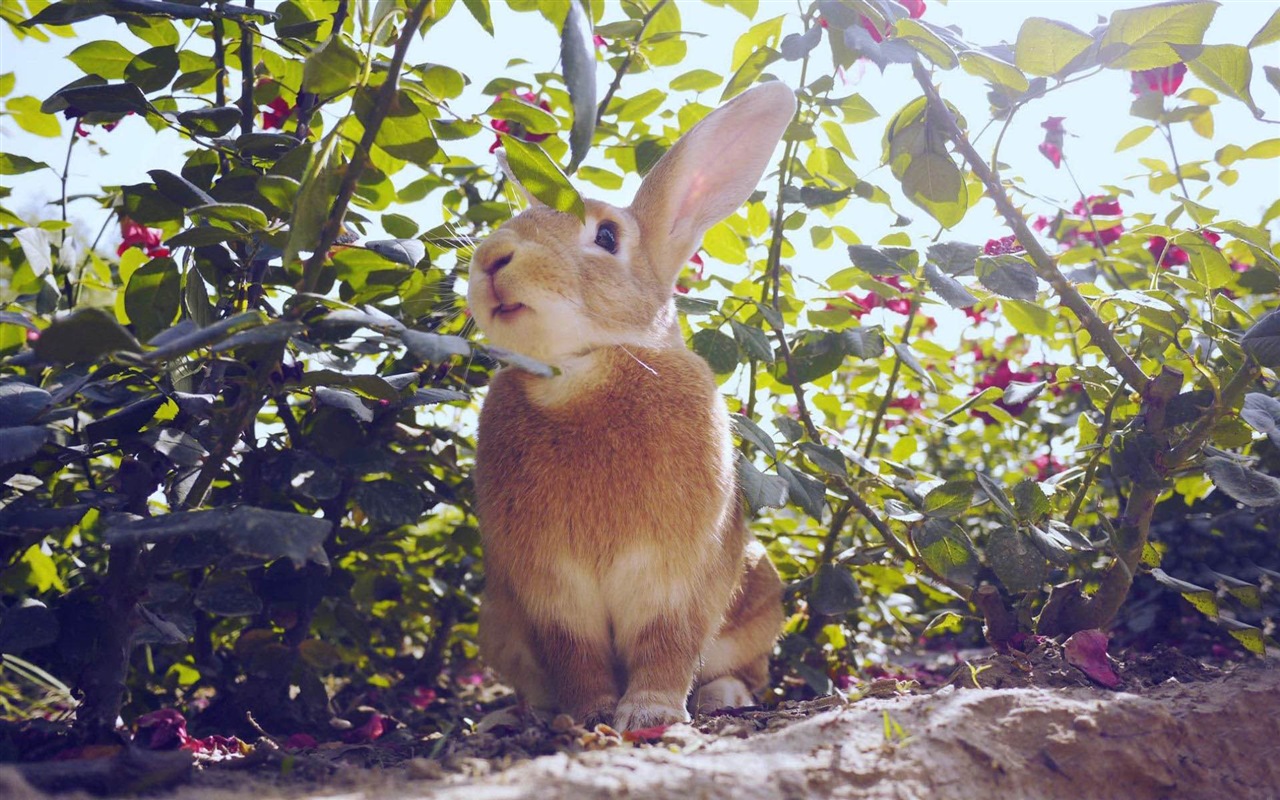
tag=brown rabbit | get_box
[467,82,796,731]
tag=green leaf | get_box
[365,239,426,265]
[1002,298,1056,337]
[177,105,242,137]
[924,262,978,309]
[1204,457,1280,507]
[21,0,114,28]
[488,96,559,134]
[900,151,967,228]
[958,51,1028,92]
[0,153,47,176]
[124,46,179,94]
[785,331,846,384]
[0,427,50,466]
[807,563,861,616]
[284,135,341,267]
[461,0,493,34]
[975,471,1017,521]
[976,255,1038,301]
[1101,1,1218,70]
[799,443,847,478]
[1249,8,1280,48]
[67,40,134,79]
[926,241,981,276]
[15,228,52,276]
[33,308,141,363]
[149,169,215,208]
[1015,18,1094,77]
[560,0,596,173]
[189,202,269,231]
[302,36,363,96]
[0,383,52,427]
[1012,478,1051,521]
[670,69,723,92]
[1115,125,1156,152]
[987,526,1048,594]
[353,480,425,528]
[125,257,180,341]
[892,342,936,391]
[501,135,584,219]
[911,518,978,587]
[732,415,777,458]
[692,328,739,374]
[731,320,774,363]
[54,82,151,115]
[141,427,208,468]
[847,244,914,276]
[1241,393,1280,447]
[105,507,331,569]
[401,330,471,363]
[778,463,827,520]
[1175,44,1260,116]
[895,19,957,70]
[923,479,973,518]
[720,46,780,103]
[738,455,788,513]
[780,25,823,62]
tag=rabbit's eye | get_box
[594,221,619,254]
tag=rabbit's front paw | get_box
[613,691,690,732]
[577,695,619,729]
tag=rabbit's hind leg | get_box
[694,540,785,714]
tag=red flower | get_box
[971,359,1038,423]
[135,709,189,750]
[263,96,293,130]
[1038,116,1066,169]
[1231,260,1249,274]
[889,395,923,413]
[593,34,607,48]
[1148,236,1188,268]
[1046,196,1124,248]
[1031,454,1064,481]
[117,218,169,259]
[675,253,705,294]
[964,300,998,325]
[1130,63,1186,96]
[409,687,437,710]
[818,16,829,29]
[283,733,318,750]
[984,235,1023,256]
[342,712,387,744]
[489,91,553,154]
[858,0,923,43]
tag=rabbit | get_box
[467,82,797,732]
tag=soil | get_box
[4,645,1278,800]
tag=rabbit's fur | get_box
[468,82,796,731]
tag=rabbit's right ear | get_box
[630,82,796,285]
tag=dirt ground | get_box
[4,646,1279,800]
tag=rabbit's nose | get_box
[481,251,513,276]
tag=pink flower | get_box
[971,359,1038,423]
[117,218,169,259]
[263,96,293,130]
[889,395,922,413]
[1032,454,1064,481]
[593,34,606,48]
[983,235,1023,256]
[858,0,924,43]
[409,687,437,710]
[964,300,998,325]
[135,709,189,750]
[1130,63,1186,96]
[1148,236,1188,268]
[1039,116,1066,169]
[488,91,553,154]
[675,253,705,294]
[342,712,386,744]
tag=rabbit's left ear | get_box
[629,82,796,284]
[495,149,541,209]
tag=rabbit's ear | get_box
[630,82,796,283]
[495,149,540,209]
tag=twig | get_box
[909,60,1149,395]
[299,0,434,294]
[595,0,668,125]
[236,3,256,137]
[861,293,921,460]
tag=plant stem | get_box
[1064,383,1124,527]
[595,0,668,125]
[236,2,256,137]
[299,0,434,294]
[862,293,920,460]
[909,60,1149,396]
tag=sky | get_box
[2,0,1278,307]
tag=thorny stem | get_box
[595,0,668,125]
[299,0,434,294]
[909,60,1150,395]
[237,3,256,137]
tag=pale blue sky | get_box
[2,1,1277,278]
